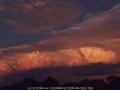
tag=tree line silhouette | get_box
[0,75,120,90]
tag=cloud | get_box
[61,4,120,39]
[105,38,120,50]
[68,62,120,76]
[16,51,52,70]
[0,6,4,11]
[0,44,32,63]
[3,62,120,87]
[67,58,83,66]
[0,0,83,33]
[106,38,120,43]
[0,62,12,76]
[55,47,117,67]
[0,46,117,70]
[80,47,116,63]
[83,4,120,34]
[1,4,119,54]
[0,2,120,87]
[0,47,118,79]
[49,4,120,56]
[37,37,71,52]
[0,50,53,76]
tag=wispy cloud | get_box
[0,0,83,33]
[61,4,120,39]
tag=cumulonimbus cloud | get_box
[80,47,116,63]
[0,51,52,76]
[16,47,116,69]
[16,51,52,70]
[0,47,117,76]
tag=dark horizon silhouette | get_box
[0,75,120,90]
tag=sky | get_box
[0,0,120,87]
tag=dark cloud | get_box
[0,2,119,53]
[60,4,120,37]
[68,63,120,76]
[1,62,120,87]
[0,0,83,33]
[14,62,120,77]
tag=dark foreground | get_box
[0,75,120,90]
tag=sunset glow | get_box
[0,0,120,87]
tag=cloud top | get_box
[80,47,116,63]
[0,47,117,76]
[16,51,52,70]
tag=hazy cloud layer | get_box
[0,4,120,53]
[58,4,120,41]
[0,0,83,33]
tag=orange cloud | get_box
[0,47,117,76]
[57,47,117,67]
[80,47,116,63]
[106,38,120,43]
[67,58,83,66]
[0,62,12,76]
[16,51,52,71]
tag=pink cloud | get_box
[0,47,118,76]
[16,51,52,70]
[0,62,12,76]
[80,47,116,63]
